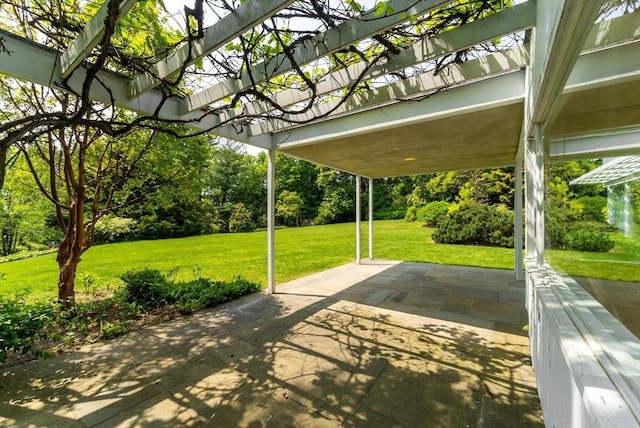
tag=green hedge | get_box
[564,222,615,252]
[416,201,450,226]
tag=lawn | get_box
[0,220,637,301]
[546,231,640,281]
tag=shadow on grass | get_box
[0,262,542,427]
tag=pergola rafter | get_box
[181,0,452,113]
[0,29,269,147]
[220,1,536,130]
[59,0,138,78]
[257,47,529,136]
[128,0,297,97]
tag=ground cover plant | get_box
[0,272,259,366]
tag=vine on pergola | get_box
[0,0,518,155]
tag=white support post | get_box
[525,138,536,261]
[607,186,614,224]
[514,158,524,280]
[356,175,362,265]
[369,178,374,260]
[267,149,276,294]
[534,123,545,267]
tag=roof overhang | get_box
[1,1,638,177]
[277,69,525,177]
[272,7,640,177]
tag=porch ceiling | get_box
[279,101,523,178]
[548,79,640,140]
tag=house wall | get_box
[526,261,640,427]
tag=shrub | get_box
[120,269,170,309]
[314,205,335,225]
[416,201,450,226]
[121,269,261,314]
[564,225,615,252]
[545,215,565,249]
[404,206,418,222]
[0,295,54,363]
[171,276,261,314]
[94,215,137,243]
[229,203,256,232]
[546,220,617,249]
[373,206,406,220]
[545,202,580,248]
[571,196,607,222]
[432,203,514,248]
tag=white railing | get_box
[526,261,640,427]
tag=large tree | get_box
[204,141,266,231]
[18,101,175,307]
[276,155,322,223]
[0,154,52,255]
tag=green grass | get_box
[1,220,637,301]
[547,231,640,281]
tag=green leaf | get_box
[346,0,363,13]
[374,1,394,16]
[155,0,168,13]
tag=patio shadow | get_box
[0,261,542,427]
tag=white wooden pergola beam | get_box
[549,128,640,161]
[275,68,525,148]
[253,47,529,135]
[0,29,271,148]
[564,40,640,92]
[128,0,296,97]
[526,0,604,136]
[581,11,640,54]
[60,0,138,78]
[182,0,452,113]
[220,1,536,127]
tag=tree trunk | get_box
[57,234,82,309]
[0,144,7,192]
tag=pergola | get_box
[572,155,640,236]
[1,0,639,425]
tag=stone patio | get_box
[0,261,543,427]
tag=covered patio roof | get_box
[1,1,639,177]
